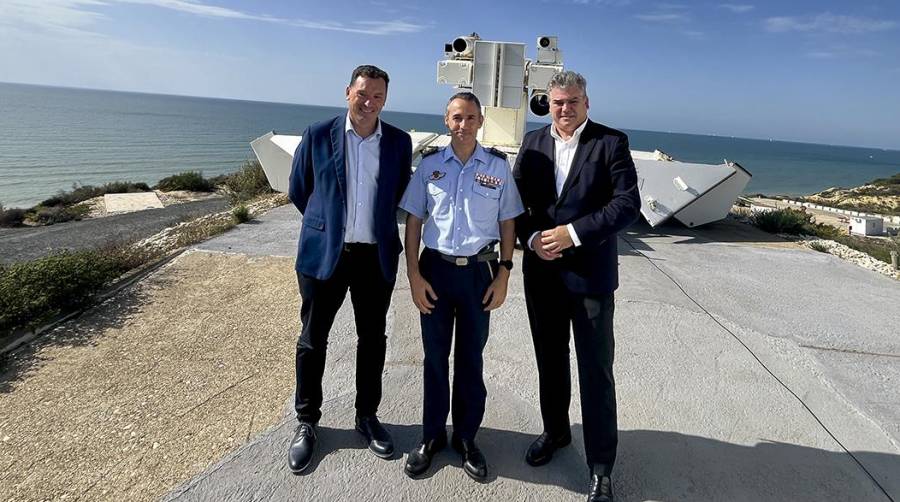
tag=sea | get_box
[2,82,899,209]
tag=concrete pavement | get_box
[164,205,898,501]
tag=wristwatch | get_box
[498,259,514,271]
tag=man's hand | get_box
[541,225,574,254]
[530,233,561,261]
[482,269,509,311]
[408,272,438,314]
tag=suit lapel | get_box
[556,120,595,207]
[375,127,393,222]
[537,128,558,201]
[330,117,347,203]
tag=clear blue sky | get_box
[1,0,898,149]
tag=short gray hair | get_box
[548,70,587,96]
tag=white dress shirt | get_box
[529,119,587,251]
[344,114,381,243]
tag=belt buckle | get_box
[454,257,468,266]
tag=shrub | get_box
[0,203,27,228]
[232,205,251,223]
[27,203,91,225]
[749,208,812,235]
[218,160,274,204]
[155,171,213,192]
[809,241,829,253]
[0,250,129,332]
[40,182,151,207]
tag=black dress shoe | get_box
[587,473,614,502]
[404,436,447,478]
[525,431,572,466]
[355,415,394,459]
[287,422,316,474]
[451,437,487,481]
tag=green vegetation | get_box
[40,181,151,208]
[749,208,900,264]
[750,208,811,234]
[232,205,251,223]
[28,203,91,225]
[0,203,27,228]
[213,159,274,204]
[154,171,214,192]
[0,247,149,333]
[809,241,829,253]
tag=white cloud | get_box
[764,13,896,35]
[0,0,427,36]
[807,47,879,59]
[719,4,754,14]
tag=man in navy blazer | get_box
[513,71,640,502]
[286,65,412,473]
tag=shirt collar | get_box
[442,142,487,166]
[345,113,382,140]
[550,118,588,143]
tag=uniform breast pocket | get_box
[470,182,501,224]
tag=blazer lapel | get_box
[330,117,347,203]
[556,120,595,207]
[375,128,394,222]
[537,128,558,201]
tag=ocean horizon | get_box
[2,81,899,209]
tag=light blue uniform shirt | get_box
[344,114,381,243]
[400,143,524,256]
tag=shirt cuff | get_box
[528,231,541,250]
[567,224,581,247]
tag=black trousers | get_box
[523,259,617,469]
[419,249,494,442]
[294,244,394,424]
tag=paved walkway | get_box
[165,206,898,501]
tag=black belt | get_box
[425,247,498,266]
[343,242,377,252]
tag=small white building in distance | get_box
[849,216,883,236]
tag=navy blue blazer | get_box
[513,120,641,294]
[288,116,412,282]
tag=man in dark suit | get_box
[513,71,640,502]
[286,65,412,473]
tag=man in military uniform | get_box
[399,92,523,480]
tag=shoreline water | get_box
[3,82,900,208]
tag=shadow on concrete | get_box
[219,421,898,501]
[623,217,787,250]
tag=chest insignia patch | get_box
[475,172,502,189]
[429,170,446,181]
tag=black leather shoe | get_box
[451,437,488,481]
[404,436,447,478]
[587,472,614,502]
[355,415,394,459]
[287,422,316,474]
[525,431,572,466]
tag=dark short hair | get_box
[350,65,389,88]
[446,91,482,109]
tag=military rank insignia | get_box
[429,171,446,181]
[475,172,502,189]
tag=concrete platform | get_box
[168,206,898,501]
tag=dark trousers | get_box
[524,259,618,469]
[419,249,494,442]
[294,244,394,424]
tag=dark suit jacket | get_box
[513,120,641,294]
[288,115,412,282]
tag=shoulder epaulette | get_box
[421,146,441,158]
[486,147,507,160]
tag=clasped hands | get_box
[531,225,574,261]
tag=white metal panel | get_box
[498,43,525,108]
[674,167,751,227]
[635,159,735,227]
[250,132,296,193]
[473,41,499,107]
